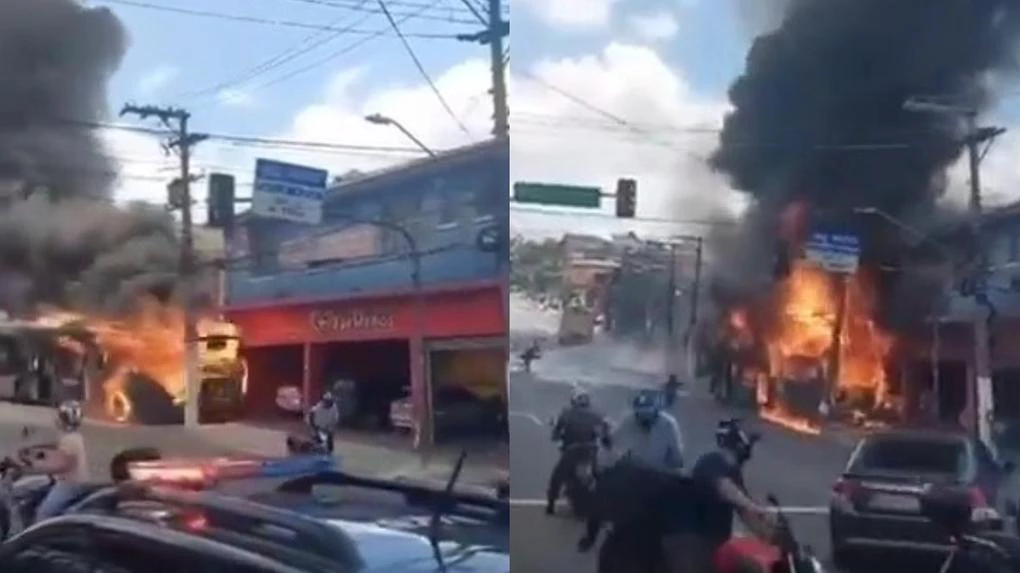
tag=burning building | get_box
[705,0,1020,433]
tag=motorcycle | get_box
[714,494,825,573]
[922,485,1020,572]
[562,441,598,520]
[286,427,331,455]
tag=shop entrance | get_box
[243,344,304,418]
[427,337,507,444]
[318,339,409,431]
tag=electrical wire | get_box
[376,0,472,136]
[101,0,477,28]
[239,1,439,94]
[174,2,377,102]
[510,204,738,228]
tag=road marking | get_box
[509,411,545,426]
[509,498,829,515]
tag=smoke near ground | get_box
[0,0,185,315]
[707,0,1020,325]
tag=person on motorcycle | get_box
[17,400,90,522]
[663,374,682,407]
[521,340,541,373]
[306,391,339,454]
[576,390,687,566]
[609,389,684,471]
[666,419,776,573]
[546,387,608,515]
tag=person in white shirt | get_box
[20,400,90,522]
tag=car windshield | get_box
[851,436,967,477]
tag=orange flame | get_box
[727,221,894,434]
[33,300,232,423]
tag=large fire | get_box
[727,232,896,434]
[34,300,225,423]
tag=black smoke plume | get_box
[709,0,1020,327]
[0,0,184,315]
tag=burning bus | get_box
[0,302,249,425]
[715,204,901,435]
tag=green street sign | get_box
[513,182,601,208]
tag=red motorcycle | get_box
[714,495,825,573]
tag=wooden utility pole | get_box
[120,104,208,428]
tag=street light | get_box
[852,206,949,253]
[364,113,437,158]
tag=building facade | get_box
[223,139,508,445]
[908,203,1020,441]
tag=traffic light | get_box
[207,173,235,229]
[773,241,791,279]
[615,178,636,218]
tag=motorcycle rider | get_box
[546,387,608,515]
[663,374,682,407]
[306,391,339,454]
[577,390,687,568]
[17,400,90,522]
[610,389,685,470]
[667,419,777,573]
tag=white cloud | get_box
[134,65,179,98]
[627,11,680,41]
[509,43,740,238]
[516,0,623,30]
[217,88,257,109]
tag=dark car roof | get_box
[247,475,509,573]
[863,427,972,445]
[7,513,310,573]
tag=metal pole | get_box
[393,123,436,158]
[687,237,703,377]
[666,244,677,378]
[966,113,995,449]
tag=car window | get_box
[851,437,968,476]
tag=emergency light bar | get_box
[127,454,338,487]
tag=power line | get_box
[510,204,738,227]
[376,0,471,136]
[101,0,476,30]
[175,3,376,102]
[239,2,438,94]
[282,0,493,19]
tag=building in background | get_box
[222,139,508,445]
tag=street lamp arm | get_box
[853,206,953,259]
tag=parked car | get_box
[389,385,498,438]
[829,428,1016,571]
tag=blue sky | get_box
[89,0,1020,236]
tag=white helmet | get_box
[570,386,591,408]
[57,400,83,430]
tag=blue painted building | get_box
[225,138,508,305]
[223,139,509,441]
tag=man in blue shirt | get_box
[609,389,685,470]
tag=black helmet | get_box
[715,418,759,464]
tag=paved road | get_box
[509,371,854,573]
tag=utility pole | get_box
[964,112,1002,453]
[687,237,704,378]
[457,0,509,138]
[904,96,1005,451]
[120,104,208,428]
[665,243,678,377]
